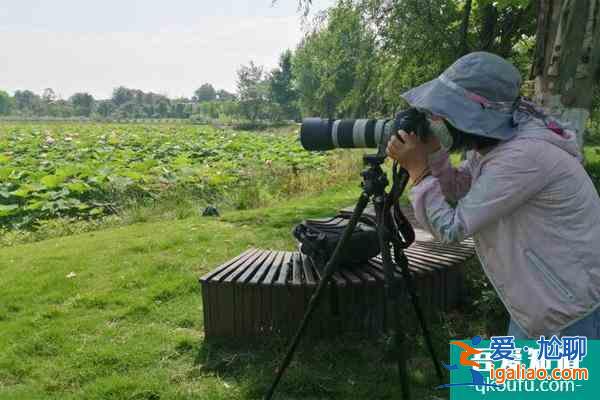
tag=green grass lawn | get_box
[0,181,467,400]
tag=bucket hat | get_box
[401,52,522,140]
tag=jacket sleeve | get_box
[411,145,548,243]
[428,148,476,202]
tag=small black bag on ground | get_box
[293,217,380,269]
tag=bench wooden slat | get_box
[404,249,456,267]
[258,251,286,333]
[263,251,285,285]
[237,250,273,284]
[248,251,278,285]
[414,241,475,257]
[211,249,261,282]
[225,250,271,284]
[348,264,377,285]
[237,251,275,335]
[302,255,317,286]
[368,258,403,280]
[275,252,292,286]
[339,268,362,286]
[292,253,303,285]
[200,248,257,282]
[365,260,386,281]
[331,271,347,287]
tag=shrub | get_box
[585,160,600,194]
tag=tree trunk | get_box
[459,0,473,55]
[480,3,499,51]
[533,0,600,151]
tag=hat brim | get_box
[401,78,517,141]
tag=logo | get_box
[440,336,596,399]
[437,335,501,389]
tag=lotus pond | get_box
[0,122,330,228]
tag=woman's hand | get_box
[385,130,430,180]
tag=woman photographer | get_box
[386,52,600,339]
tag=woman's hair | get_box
[444,120,501,152]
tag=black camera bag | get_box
[293,217,380,269]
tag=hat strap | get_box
[437,74,516,113]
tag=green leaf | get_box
[89,207,104,215]
[0,204,19,217]
[11,186,32,197]
[25,200,45,211]
[66,182,89,193]
[55,165,80,178]
[123,171,143,181]
[40,174,66,189]
[0,167,13,180]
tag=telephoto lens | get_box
[299,109,430,152]
[300,118,395,151]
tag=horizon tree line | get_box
[0,52,300,122]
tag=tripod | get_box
[264,154,444,400]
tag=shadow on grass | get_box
[191,216,512,398]
[195,328,451,400]
[192,259,510,400]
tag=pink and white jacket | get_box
[410,119,600,336]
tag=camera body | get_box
[299,108,431,154]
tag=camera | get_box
[299,108,431,153]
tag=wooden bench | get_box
[200,206,475,339]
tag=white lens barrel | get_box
[353,119,369,147]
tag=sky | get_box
[0,0,334,99]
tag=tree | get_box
[170,99,191,118]
[293,1,378,117]
[96,101,115,118]
[47,100,73,118]
[13,90,39,113]
[70,92,95,117]
[216,89,236,101]
[111,86,135,107]
[360,0,535,113]
[470,1,535,59]
[270,50,299,120]
[236,61,270,121]
[114,101,144,119]
[0,90,11,115]
[459,0,474,56]
[194,84,217,102]
[532,0,600,149]
[42,88,56,103]
[156,100,170,118]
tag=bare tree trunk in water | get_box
[532,0,600,152]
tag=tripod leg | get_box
[264,192,371,400]
[393,246,444,381]
[391,296,411,400]
[373,200,411,400]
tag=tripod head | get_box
[360,153,415,250]
[361,154,389,197]
[363,153,386,166]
